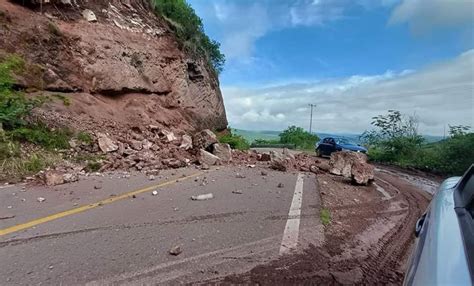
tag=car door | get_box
[327,138,337,154]
[404,165,474,286]
[319,138,331,155]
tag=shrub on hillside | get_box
[362,110,473,176]
[218,130,250,150]
[151,0,225,73]
[279,126,319,150]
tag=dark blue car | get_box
[315,137,367,157]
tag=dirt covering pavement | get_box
[217,160,432,285]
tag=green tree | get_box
[279,126,319,150]
[449,125,471,137]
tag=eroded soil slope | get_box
[0,0,227,133]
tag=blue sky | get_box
[189,0,474,135]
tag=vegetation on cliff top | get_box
[150,0,225,74]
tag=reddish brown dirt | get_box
[215,167,431,285]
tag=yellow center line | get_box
[0,171,203,237]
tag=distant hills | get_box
[233,129,444,144]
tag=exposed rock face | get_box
[0,0,227,134]
[193,129,218,150]
[212,143,232,163]
[329,151,374,185]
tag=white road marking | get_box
[279,173,304,255]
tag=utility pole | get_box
[308,104,317,134]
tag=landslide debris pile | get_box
[0,0,230,181]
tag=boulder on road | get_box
[329,151,373,185]
[351,161,375,185]
[193,129,217,150]
[97,133,118,153]
[211,143,232,162]
[44,171,64,186]
[198,149,220,166]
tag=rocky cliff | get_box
[0,0,228,134]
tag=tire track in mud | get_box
[358,171,430,284]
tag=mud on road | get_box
[218,167,432,285]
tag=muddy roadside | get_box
[217,163,434,285]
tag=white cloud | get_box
[212,2,270,59]
[289,0,346,26]
[222,50,474,135]
[389,0,474,33]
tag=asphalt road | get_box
[0,166,323,285]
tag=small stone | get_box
[191,193,214,201]
[247,164,256,168]
[201,163,210,170]
[131,195,136,199]
[261,171,268,176]
[94,185,102,190]
[152,190,158,196]
[232,190,243,194]
[236,173,246,179]
[37,197,46,203]
[149,175,156,181]
[277,183,284,188]
[7,206,12,209]
[169,245,182,256]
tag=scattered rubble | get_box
[97,133,118,153]
[161,130,177,142]
[82,9,97,22]
[169,245,182,256]
[191,193,214,201]
[179,135,193,150]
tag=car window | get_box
[464,173,474,217]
